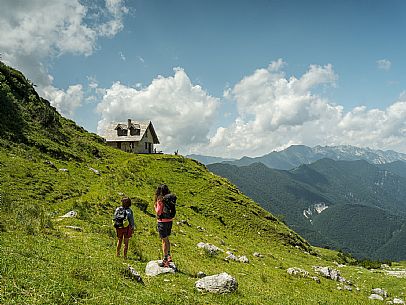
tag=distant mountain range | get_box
[208,158,406,261]
[186,154,236,165]
[193,145,406,169]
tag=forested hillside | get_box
[208,159,406,261]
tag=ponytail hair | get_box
[155,184,170,202]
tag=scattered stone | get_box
[45,160,57,169]
[287,267,309,278]
[59,168,69,172]
[89,167,100,175]
[311,276,321,283]
[65,225,83,231]
[61,211,77,218]
[253,252,264,258]
[371,288,388,298]
[368,294,384,301]
[313,266,348,283]
[197,242,221,255]
[197,272,206,278]
[176,220,191,226]
[195,272,238,294]
[337,284,353,291]
[392,298,405,304]
[126,265,143,283]
[197,226,205,231]
[163,279,170,282]
[225,253,239,262]
[239,256,249,263]
[145,260,176,277]
[381,264,390,269]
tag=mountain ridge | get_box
[195,144,406,169]
[208,158,406,261]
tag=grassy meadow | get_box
[1,61,406,304]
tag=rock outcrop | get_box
[197,242,221,255]
[195,273,238,294]
[196,271,206,278]
[287,267,309,277]
[145,260,176,277]
[287,267,320,283]
[313,266,349,284]
[126,265,143,283]
[61,211,77,218]
[369,294,384,301]
[371,288,388,298]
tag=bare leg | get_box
[123,237,130,259]
[116,237,123,257]
[161,237,170,257]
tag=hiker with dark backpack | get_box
[113,197,135,259]
[154,184,176,267]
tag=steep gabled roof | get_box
[147,121,160,144]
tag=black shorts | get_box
[157,221,172,239]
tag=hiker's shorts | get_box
[157,221,172,239]
[116,225,132,239]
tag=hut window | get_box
[130,127,140,136]
[117,128,128,136]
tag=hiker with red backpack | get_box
[113,197,135,259]
[154,184,177,267]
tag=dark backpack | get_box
[160,194,177,219]
[113,207,127,228]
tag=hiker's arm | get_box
[155,200,163,216]
[128,209,135,229]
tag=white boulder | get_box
[145,260,176,277]
[368,294,384,301]
[197,242,221,255]
[195,272,238,294]
[371,288,388,298]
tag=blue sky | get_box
[2,0,406,157]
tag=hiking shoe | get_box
[159,259,170,268]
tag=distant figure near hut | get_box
[101,119,159,153]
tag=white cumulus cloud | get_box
[42,84,84,117]
[195,60,406,158]
[0,0,128,117]
[97,68,220,153]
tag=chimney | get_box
[128,119,131,128]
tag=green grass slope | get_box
[1,62,406,304]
